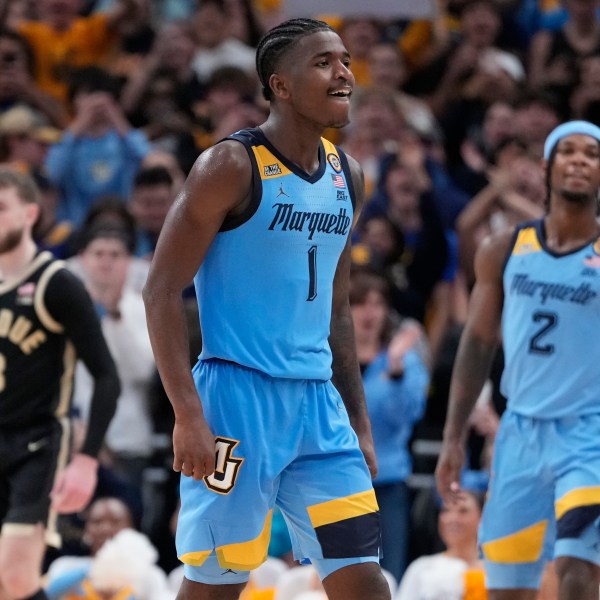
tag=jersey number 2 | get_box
[529,311,557,355]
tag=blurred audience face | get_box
[84,498,134,556]
[482,101,515,149]
[438,492,482,551]
[510,155,546,204]
[38,0,82,30]
[384,165,422,232]
[361,216,400,263]
[0,34,31,101]
[460,1,501,48]
[193,0,228,48]
[350,285,388,342]
[367,43,407,90]
[339,18,381,60]
[142,74,180,121]
[79,235,130,291]
[130,181,174,235]
[141,151,185,192]
[350,89,405,142]
[514,101,560,150]
[206,76,252,119]
[4,133,51,169]
[4,0,37,28]
[350,271,390,342]
[154,22,197,74]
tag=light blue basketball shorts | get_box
[480,410,600,590]
[177,359,381,585]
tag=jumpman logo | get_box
[222,568,238,575]
[276,184,290,198]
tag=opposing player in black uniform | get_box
[0,169,120,600]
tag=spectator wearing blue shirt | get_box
[45,67,150,227]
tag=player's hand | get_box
[435,438,466,505]
[50,453,99,514]
[172,416,216,481]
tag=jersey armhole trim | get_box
[219,138,262,232]
[337,147,356,211]
[34,262,66,333]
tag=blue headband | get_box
[543,120,600,160]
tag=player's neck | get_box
[259,119,323,175]
[0,238,38,282]
[544,203,600,251]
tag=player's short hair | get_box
[0,167,40,205]
[255,18,335,101]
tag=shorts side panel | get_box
[479,412,555,589]
[277,380,381,562]
[552,414,600,566]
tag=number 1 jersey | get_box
[194,128,355,380]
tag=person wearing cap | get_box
[436,120,600,599]
[0,104,61,175]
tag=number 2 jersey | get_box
[501,219,600,418]
[194,128,355,381]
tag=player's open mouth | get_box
[328,88,352,98]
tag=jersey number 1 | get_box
[307,246,317,301]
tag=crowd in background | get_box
[0,0,588,597]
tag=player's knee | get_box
[362,570,391,600]
[0,561,39,600]
[323,563,391,600]
[555,556,600,590]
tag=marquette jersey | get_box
[195,128,355,380]
[501,220,600,417]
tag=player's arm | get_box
[329,155,378,477]
[435,228,511,502]
[142,141,251,480]
[44,268,121,513]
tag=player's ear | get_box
[25,202,40,227]
[269,73,290,101]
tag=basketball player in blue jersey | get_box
[436,120,600,600]
[143,17,390,600]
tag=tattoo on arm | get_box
[330,307,367,421]
[446,335,498,438]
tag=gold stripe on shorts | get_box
[482,520,547,563]
[307,489,378,528]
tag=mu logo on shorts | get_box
[204,437,244,494]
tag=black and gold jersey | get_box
[0,251,119,455]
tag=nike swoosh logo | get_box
[27,438,48,452]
